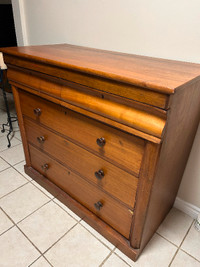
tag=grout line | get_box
[113,251,134,267]
[156,232,179,247]
[1,199,80,267]
[0,165,11,173]
[99,247,116,267]
[12,165,33,183]
[0,180,30,201]
[16,199,52,225]
[180,248,200,263]
[52,198,82,223]
[42,221,79,256]
[37,256,54,267]
[79,221,115,252]
[168,219,195,267]
[28,255,53,267]
[0,138,21,153]
[30,180,55,200]
[0,224,15,238]
[0,157,25,175]
[0,207,43,255]
[12,159,25,166]
[0,207,15,237]
[0,157,56,200]
[28,255,45,267]
[0,203,58,267]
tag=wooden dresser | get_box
[1,44,200,261]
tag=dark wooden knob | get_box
[96,137,106,147]
[41,163,49,170]
[34,108,42,116]
[95,169,104,180]
[94,201,103,211]
[37,136,45,143]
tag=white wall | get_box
[12,0,200,210]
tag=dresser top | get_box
[1,43,200,94]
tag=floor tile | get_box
[0,167,27,198]
[157,208,193,246]
[0,143,25,165]
[31,180,54,199]
[0,209,13,235]
[0,112,8,126]
[0,226,40,267]
[171,250,200,267]
[181,222,200,261]
[45,224,110,267]
[0,183,50,223]
[18,201,76,253]
[14,129,22,141]
[53,198,81,221]
[115,234,177,267]
[80,220,115,250]
[13,160,32,181]
[102,253,129,267]
[30,256,51,267]
[0,136,21,152]
[0,157,9,172]
[0,130,4,137]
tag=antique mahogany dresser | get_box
[1,44,200,261]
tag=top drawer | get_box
[19,90,145,176]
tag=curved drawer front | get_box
[20,90,145,176]
[24,118,138,208]
[29,145,133,239]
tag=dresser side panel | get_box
[138,79,200,251]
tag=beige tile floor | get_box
[0,91,200,267]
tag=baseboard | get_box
[174,197,200,219]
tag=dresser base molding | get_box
[24,165,139,261]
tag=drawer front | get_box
[20,90,144,176]
[29,145,133,238]
[24,118,138,208]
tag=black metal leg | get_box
[0,70,18,147]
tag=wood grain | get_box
[24,117,138,208]
[8,67,166,138]
[7,62,168,109]
[29,144,133,238]
[138,78,200,251]
[2,43,200,93]
[20,90,145,176]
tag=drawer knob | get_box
[94,201,103,211]
[37,136,45,143]
[96,137,106,147]
[34,108,42,116]
[41,163,49,170]
[95,169,104,180]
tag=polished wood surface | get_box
[139,79,200,251]
[24,118,138,208]
[2,43,200,93]
[8,65,168,109]
[2,43,200,262]
[8,66,167,139]
[20,90,145,176]
[10,79,163,143]
[29,145,133,238]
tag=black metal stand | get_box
[0,70,18,148]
